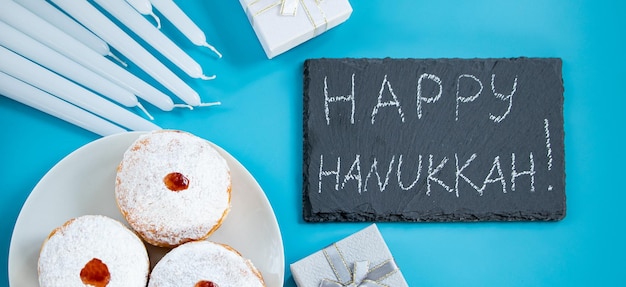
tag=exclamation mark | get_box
[544,118,553,191]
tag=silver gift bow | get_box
[320,243,399,287]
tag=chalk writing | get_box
[544,118,554,191]
[427,155,453,196]
[371,75,405,124]
[364,156,395,192]
[319,152,539,197]
[416,73,443,120]
[482,156,506,196]
[324,74,355,125]
[511,152,536,192]
[456,74,483,121]
[397,154,422,190]
[323,72,521,124]
[455,153,478,198]
[342,154,363,193]
[544,118,553,171]
[489,74,518,123]
[318,154,340,193]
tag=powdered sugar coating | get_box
[38,215,149,287]
[148,241,265,287]
[115,130,231,247]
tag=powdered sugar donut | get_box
[148,241,265,287]
[115,130,231,247]
[38,215,149,287]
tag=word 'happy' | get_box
[323,73,518,125]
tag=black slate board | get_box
[303,58,565,222]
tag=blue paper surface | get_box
[1,1,625,286]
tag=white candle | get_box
[51,0,204,106]
[0,46,161,132]
[0,71,126,137]
[13,0,127,66]
[124,0,161,29]
[149,0,222,58]
[0,21,154,120]
[93,0,214,80]
[0,0,179,111]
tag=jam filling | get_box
[80,258,110,287]
[195,280,219,287]
[164,172,189,192]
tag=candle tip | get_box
[137,102,155,120]
[151,13,162,29]
[202,42,223,58]
[198,101,221,107]
[173,104,194,110]
[200,74,216,81]
[108,52,128,67]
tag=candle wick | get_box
[173,104,194,110]
[150,12,162,29]
[136,102,154,120]
[202,42,223,59]
[107,52,128,67]
[198,101,221,107]
[200,74,216,80]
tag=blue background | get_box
[1,1,625,286]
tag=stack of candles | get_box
[0,0,222,136]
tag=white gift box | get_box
[240,0,352,59]
[290,224,409,287]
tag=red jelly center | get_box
[80,258,110,287]
[164,172,189,192]
[195,280,219,287]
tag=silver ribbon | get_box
[319,243,399,287]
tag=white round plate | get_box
[8,131,284,287]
